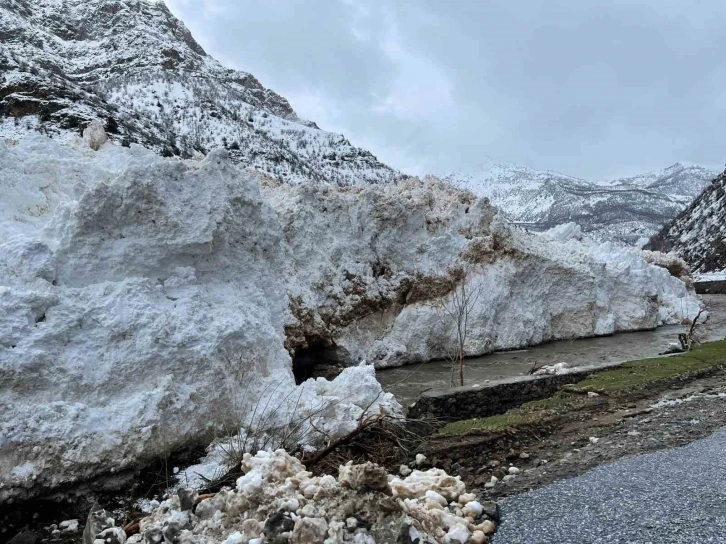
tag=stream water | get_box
[378,294,726,407]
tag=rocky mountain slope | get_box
[647,169,726,273]
[0,134,701,501]
[443,161,718,244]
[0,0,399,185]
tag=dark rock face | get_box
[647,170,726,272]
[0,0,400,186]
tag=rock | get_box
[481,501,501,522]
[161,522,183,544]
[338,462,390,492]
[291,517,328,543]
[83,505,115,544]
[424,490,448,507]
[503,474,516,482]
[486,460,500,468]
[445,524,470,543]
[60,520,80,532]
[589,436,600,444]
[519,452,530,459]
[82,120,108,151]
[508,466,521,475]
[479,520,497,535]
[264,512,295,544]
[7,531,39,544]
[470,529,488,544]
[484,482,495,489]
[176,488,198,512]
[94,527,126,544]
[458,492,476,505]
[142,527,163,544]
[463,501,484,517]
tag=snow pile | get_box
[269,179,702,368]
[542,222,583,242]
[0,135,702,500]
[0,136,397,502]
[130,449,497,544]
[175,365,401,491]
[533,362,571,376]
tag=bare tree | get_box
[436,268,483,387]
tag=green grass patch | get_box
[519,393,576,412]
[572,339,726,393]
[438,411,540,436]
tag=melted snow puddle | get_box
[378,294,726,407]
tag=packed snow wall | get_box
[264,182,701,369]
[0,136,700,501]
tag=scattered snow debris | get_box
[507,467,521,475]
[651,392,726,409]
[519,452,530,459]
[533,362,572,375]
[415,454,428,466]
[132,449,496,544]
[59,519,79,532]
[589,437,600,444]
[588,391,600,398]
[399,465,412,477]
[390,468,466,501]
[82,121,108,151]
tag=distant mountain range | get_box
[0,0,400,186]
[647,169,726,273]
[442,161,718,244]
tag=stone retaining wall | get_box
[408,362,620,421]
[695,280,726,295]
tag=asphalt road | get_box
[493,428,726,544]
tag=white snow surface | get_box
[0,136,702,500]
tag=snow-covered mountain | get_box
[647,169,726,273]
[0,0,400,185]
[443,160,718,244]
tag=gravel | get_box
[493,428,726,543]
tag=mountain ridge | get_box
[442,161,718,243]
[0,0,400,185]
[646,169,726,273]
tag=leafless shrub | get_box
[435,267,483,387]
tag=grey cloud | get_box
[166,0,726,179]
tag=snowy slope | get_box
[647,169,726,273]
[0,0,399,185]
[443,160,718,244]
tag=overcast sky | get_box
[166,0,725,180]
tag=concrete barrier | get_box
[407,362,623,421]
